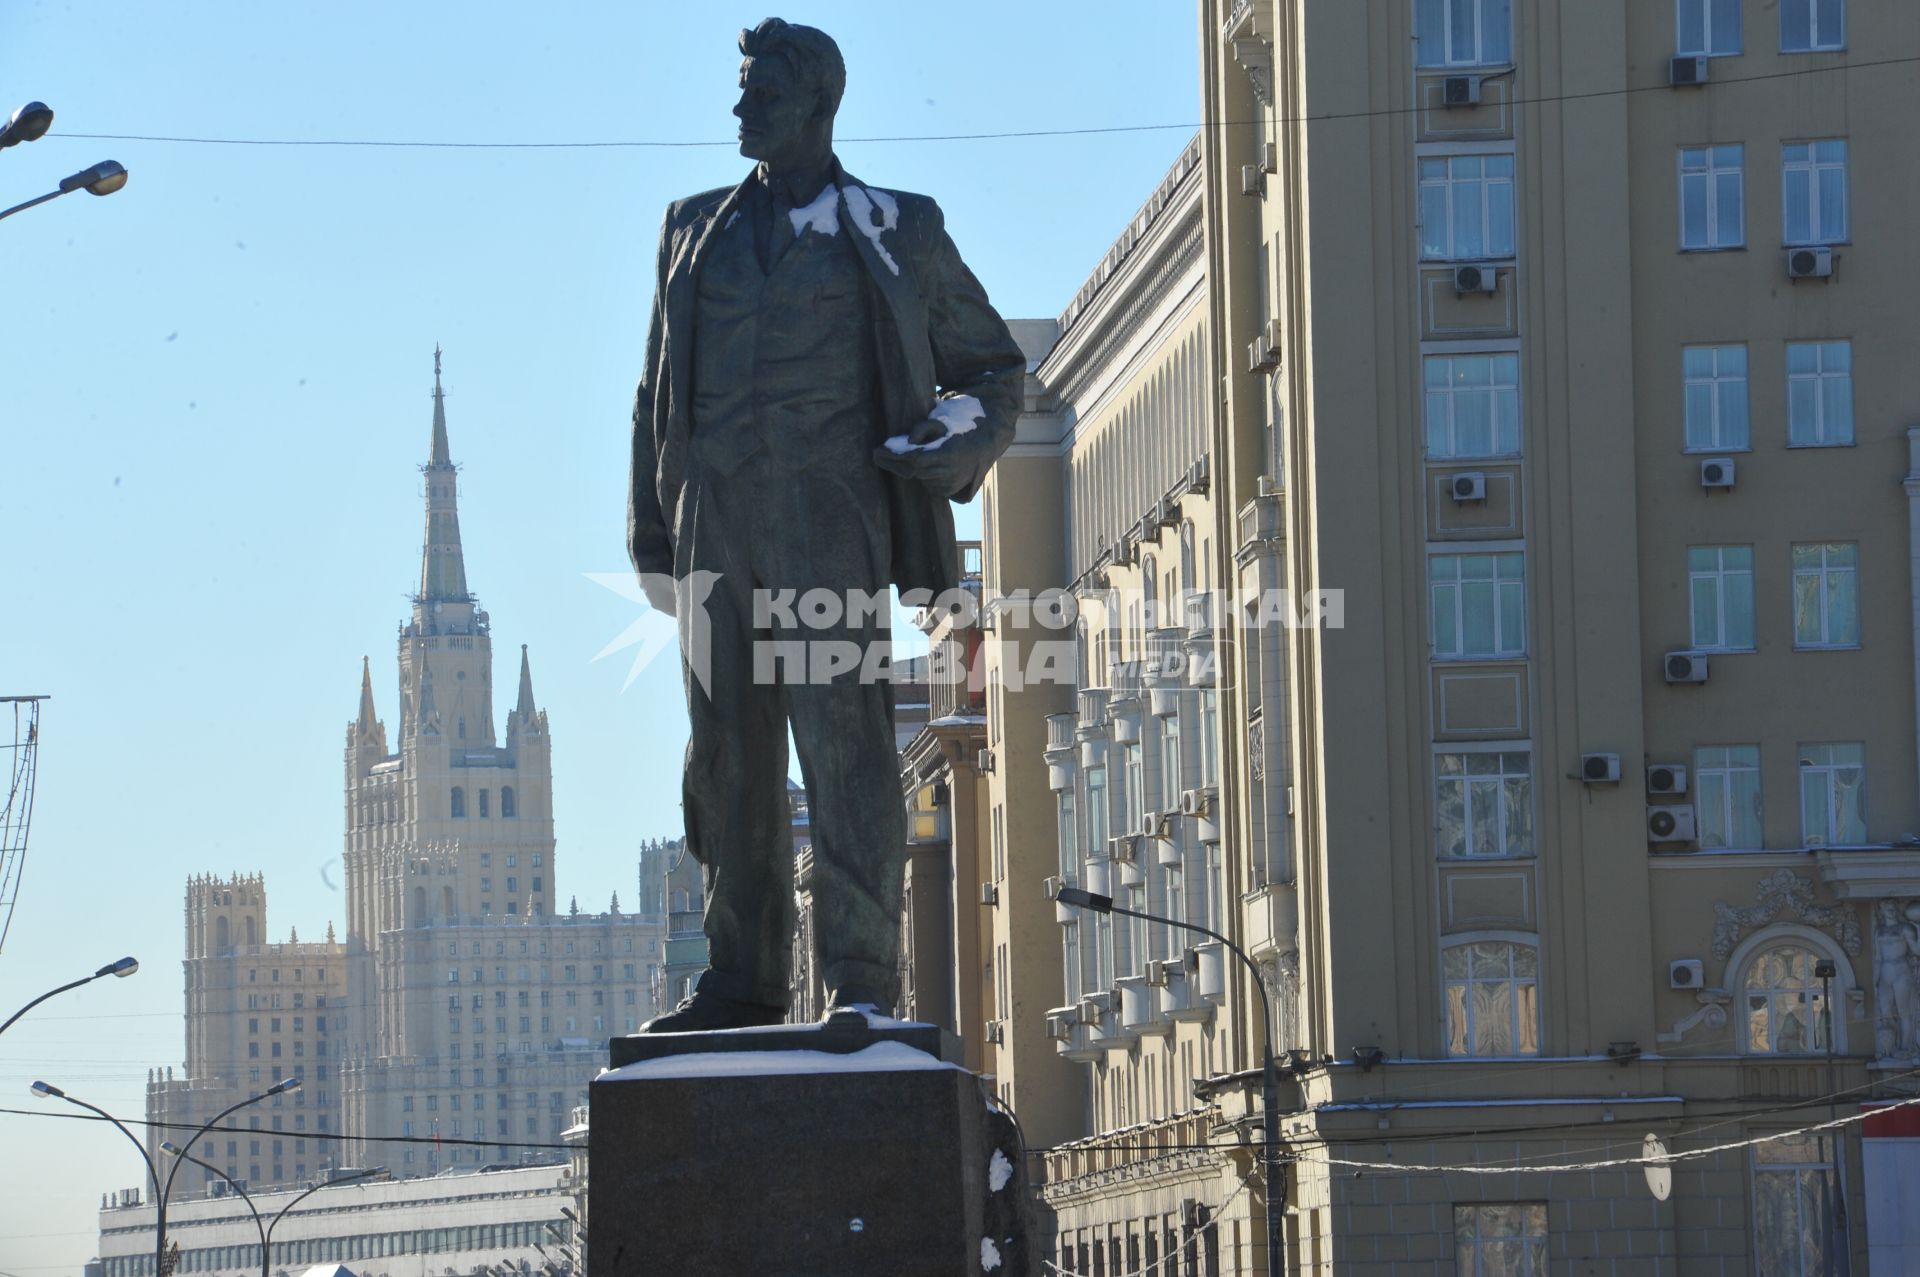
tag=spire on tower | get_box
[355,656,378,733]
[419,345,470,604]
[509,643,547,740]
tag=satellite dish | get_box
[1642,1134,1672,1201]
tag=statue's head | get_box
[734,18,844,167]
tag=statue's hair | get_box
[738,17,846,116]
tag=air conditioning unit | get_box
[1441,74,1481,107]
[1240,164,1264,197]
[1786,246,1834,279]
[1247,334,1279,373]
[1042,875,1062,901]
[1144,809,1175,840]
[980,882,999,907]
[1700,457,1736,489]
[1145,959,1173,988]
[1669,959,1704,990]
[1647,763,1689,796]
[1257,474,1283,497]
[1450,471,1487,503]
[1257,141,1279,174]
[1179,788,1213,817]
[1185,457,1211,494]
[1664,651,1709,684]
[1044,1011,1075,1041]
[983,1019,1005,1045]
[1453,263,1498,294]
[1648,805,1698,843]
[1581,753,1622,784]
[975,748,996,774]
[1669,55,1709,86]
[1152,497,1177,529]
[1109,834,1139,865]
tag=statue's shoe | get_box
[823,985,894,1020]
[638,991,787,1033]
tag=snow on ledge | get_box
[601,1039,958,1081]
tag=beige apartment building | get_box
[140,360,665,1228]
[980,2,1920,1272]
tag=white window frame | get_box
[1424,352,1522,458]
[1434,745,1534,859]
[1785,341,1853,447]
[1694,744,1763,850]
[1737,937,1842,1053]
[1750,1133,1842,1277]
[1677,0,1743,56]
[1454,1203,1549,1276]
[1056,788,1078,887]
[1415,0,1514,67]
[1678,144,1745,250]
[1442,934,1541,1058]
[1688,545,1756,652]
[1798,742,1866,846]
[1791,542,1860,649]
[1780,0,1845,52]
[1782,139,1849,245]
[1418,153,1517,262]
[1430,549,1527,660]
[1682,344,1750,451]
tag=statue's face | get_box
[733,58,820,166]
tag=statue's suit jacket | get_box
[628,161,1026,596]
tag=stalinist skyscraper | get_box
[151,355,664,1189]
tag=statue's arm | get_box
[628,207,675,580]
[920,204,1026,501]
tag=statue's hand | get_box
[872,418,987,498]
[638,571,678,618]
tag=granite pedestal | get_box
[589,1010,1040,1276]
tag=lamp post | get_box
[255,1166,389,1277]
[32,1081,168,1273]
[1051,884,1286,1277]
[1,956,138,1038]
[0,101,54,150]
[0,159,129,222]
[1813,957,1851,1276]
[158,1143,262,1271]
[150,1078,299,1277]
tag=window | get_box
[1415,0,1512,66]
[1741,943,1833,1052]
[1455,1204,1548,1275]
[1786,342,1852,446]
[1695,746,1762,849]
[1799,743,1866,845]
[1124,744,1144,835]
[1444,940,1539,1056]
[1780,0,1843,51]
[1678,145,1744,249]
[1197,689,1218,785]
[1688,546,1755,651]
[1159,714,1182,808]
[1435,751,1533,858]
[501,786,516,817]
[1430,553,1526,659]
[1056,789,1078,886]
[478,789,489,818]
[1782,140,1848,244]
[1424,353,1521,457]
[1791,543,1859,647]
[1419,155,1515,260]
[1682,345,1749,450]
[450,787,465,818]
[1677,0,1742,54]
[1752,1133,1841,1274]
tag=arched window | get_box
[501,787,516,818]
[412,886,427,926]
[1141,554,1158,632]
[244,916,257,947]
[450,787,465,818]
[1741,942,1833,1054]
[1443,938,1540,1057]
[478,789,490,818]
[457,718,467,740]
[214,916,230,955]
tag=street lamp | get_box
[32,1081,167,1272]
[0,101,54,150]
[2,956,140,1038]
[0,159,129,222]
[150,1078,299,1277]
[1050,883,1287,1277]
[161,1143,387,1277]
[1812,957,1852,1276]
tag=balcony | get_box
[1044,712,1078,791]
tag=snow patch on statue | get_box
[882,395,986,455]
[988,1148,1014,1192]
[979,1238,1002,1271]
[788,186,842,238]
[843,185,901,276]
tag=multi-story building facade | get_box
[142,359,666,1222]
[96,1164,576,1277]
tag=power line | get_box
[0,1105,573,1152]
[42,53,1920,154]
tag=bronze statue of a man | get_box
[628,18,1025,1031]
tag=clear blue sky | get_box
[0,4,1199,1267]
